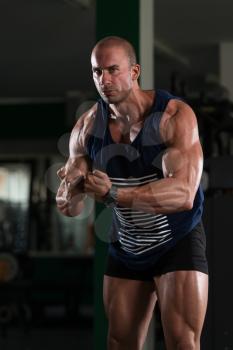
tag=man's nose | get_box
[100,70,111,85]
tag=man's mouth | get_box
[102,90,115,96]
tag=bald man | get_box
[56,36,208,350]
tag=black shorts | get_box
[105,222,208,281]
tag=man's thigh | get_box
[154,270,208,348]
[103,275,156,345]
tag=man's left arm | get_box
[85,100,203,214]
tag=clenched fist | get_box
[85,169,112,200]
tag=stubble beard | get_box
[99,88,131,105]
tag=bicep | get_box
[69,119,87,158]
[61,109,97,179]
[162,143,203,187]
[69,103,97,158]
[161,101,203,191]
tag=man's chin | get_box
[101,94,122,104]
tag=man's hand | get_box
[85,170,112,200]
[56,157,88,217]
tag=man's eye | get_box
[93,69,102,75]
[109,67,118,74]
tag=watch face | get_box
[110,186,118,201]
[103,186,118,207]
[104,193,115,207]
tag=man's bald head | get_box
[92,36,137,66]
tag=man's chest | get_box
[108,118,143,144]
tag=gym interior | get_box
[0,1,232,349]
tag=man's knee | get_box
[169,333,200,350]
[108,334,140,350]
[108,328,142,350]
[176,340,196,350]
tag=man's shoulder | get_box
[69,103,98,156]
[74,102,98,131]
[165,97,192,116]
[161,97,197,135]
[82,102,98,121]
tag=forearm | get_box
[56,156,91,217]
[66,155,91,179]
[117,177,193,214]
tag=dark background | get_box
[0,1,233,349]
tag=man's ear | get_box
[131,64,140,80]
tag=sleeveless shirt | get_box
[86,89,204,270]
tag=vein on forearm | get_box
[117,177,192,214]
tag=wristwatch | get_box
[102,185,118,208]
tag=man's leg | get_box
[154,270,208,350]
[103,276,157,350]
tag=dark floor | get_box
[0,327,92,350]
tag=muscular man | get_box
[56,36,208,350]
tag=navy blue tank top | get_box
[86,89,204,270]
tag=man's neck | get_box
[109,89,155,124]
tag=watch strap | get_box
[103,185,118,208]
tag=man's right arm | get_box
[56,104,97,217]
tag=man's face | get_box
[91,45,135,104]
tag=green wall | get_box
[94,1,140,348]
